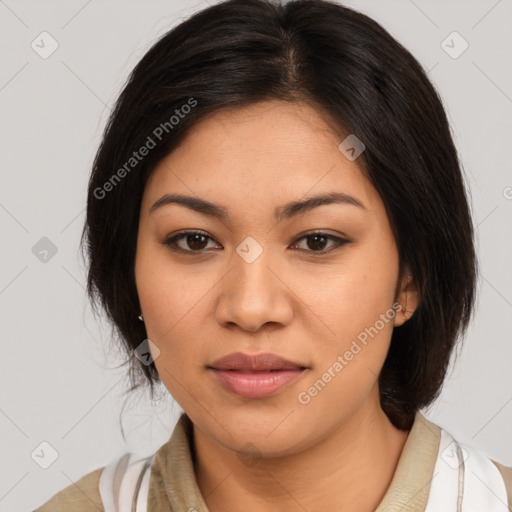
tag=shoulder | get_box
[428,416,512,511]
[491,459,512,507]
[34,451,157,512]
[404,413,512,510]
[33,466,104,512]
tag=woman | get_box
[34,0,511,510]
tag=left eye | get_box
[162,230,350,254]
[291,232,349,252]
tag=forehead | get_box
[141,100,380,219]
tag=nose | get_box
[215,248,294,333]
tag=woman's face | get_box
[135,99,414,456]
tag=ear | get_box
[394,272,420,327]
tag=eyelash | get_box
[161,230,351,255]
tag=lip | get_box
[209,351,305,371]
[207,352,307,399]
[209,369,306,398]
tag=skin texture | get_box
[135,100,420,512]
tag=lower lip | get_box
[209,369,305,398]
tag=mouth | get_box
[208,368,307,398]
[207,352,308,399]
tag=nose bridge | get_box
[232,234,278,298]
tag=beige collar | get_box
[148,411,440,512]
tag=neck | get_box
[193,392,410,512]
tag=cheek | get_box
[312,247,398,342]
[134,241,213,394]
[298,270,398,417]
[301,238,399,398]
[135,240,203,336]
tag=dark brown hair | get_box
[80,0,477,431]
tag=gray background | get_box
[0,0,511,510]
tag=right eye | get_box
[161,230,221,253]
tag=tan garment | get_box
[34,411,512,511]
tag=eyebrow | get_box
[149,191,366,222]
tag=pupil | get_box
[308,234,327,251]
[188,234,207,250]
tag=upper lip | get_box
[208,352,306,371]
